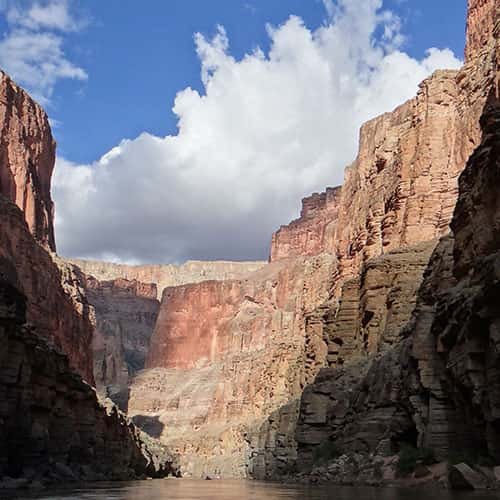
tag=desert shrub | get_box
[312,440,342,464]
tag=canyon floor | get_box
[1,0,500,493]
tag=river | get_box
[6,479,500,499]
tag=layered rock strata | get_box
[128,4,496,479]
[69,259,265,406]
[465,0,497,62]
[0,71,55,251]
[69,259,266,299]
[129,254,337,477]
[295,97,500,477]
[295,14,500,478]
[270,187,341,261]
[0,72,181,485]
[0,278,176,485]
[86,276,160,407]
[323,241,436,367]
[123,1,497,479]
[0,195,94,382]
[0,72,95,381]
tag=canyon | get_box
[0,72,177,486]
[61,0,500,485]
[0,0,499,491]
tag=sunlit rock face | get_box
[67,259,266,409]
[128,254,337,478]
[68,259,266,300]
[465,0,497,63]
[296,3,500,474]
[122,0,500,480]
[0,71,56,252]
[270,187,342,262]
[0,70,96,381]
[126,53,494,480]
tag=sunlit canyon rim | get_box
[1,0,500,492]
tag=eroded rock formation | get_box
[0,72,95,381]
[128,254,337,477]
[0,72,179,486]
[0,277,176,485]
[295,4,500,481]
[0,71,55,251]
[0,195,94,382]
[69,259,266,408]
[70,259,266,299]
[465,0,497,62]
[124,0,499,480]
[85,277,160,407]
[270,187,341,261]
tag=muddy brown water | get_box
[7,479,500,499]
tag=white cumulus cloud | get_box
[53,0,462,264]
[0,0,87,104]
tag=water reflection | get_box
[10,479,500,500]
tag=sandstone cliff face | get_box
[270,187,341,261]
[0,278,177,484]
[413,96,500,461]
[0,71,97,382]
[0,71,55,251]
[126,2,497,479]
[295,97,500,472]
[295,9,500,473]
[69,259,266,299]
[322,241,436,367]
[0,196,94,382]
[465,0,497,63]
[69,259,265,407]
[85,277,160,407]
[129,254,337,477]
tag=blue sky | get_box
[46,0,467,163]
[0,0,468,263]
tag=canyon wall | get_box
[85,277,160,407]
[69,259,266,405]
[0,71,55,252]
[295,94,500,473]
[465,0,497,63]
[129,254,337,477]
[124,0,497,479]
[0,187,94,382]
[0,70,183,485]
[0,277,176,484]
[295,1,500,475]
[270,187,341,261]
[0,73,95,381]
[70,259,266,299]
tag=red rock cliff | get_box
[465,0,498,63]
[270,187,341,261]
[0,73,94,381]
[0,71,56,251]
[129,3,497,478]
[0,196,95,382]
